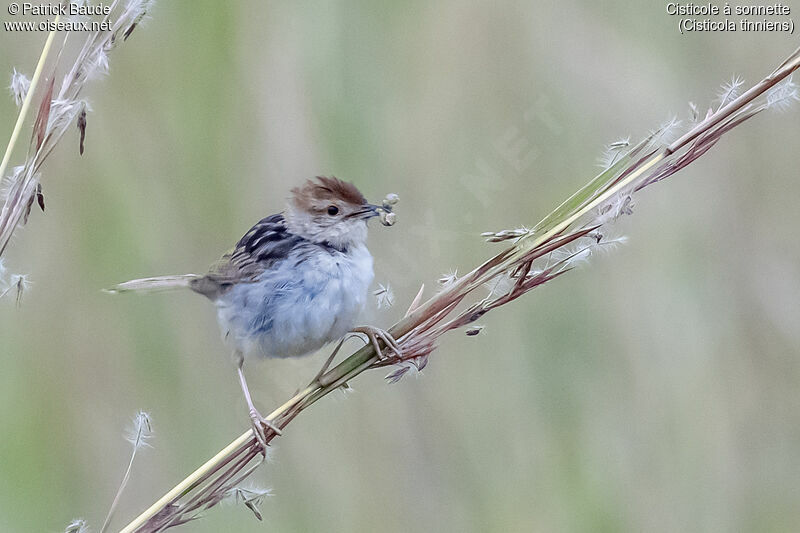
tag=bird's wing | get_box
[190,213,304,300]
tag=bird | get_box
[109,176,400,450]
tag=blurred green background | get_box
[1,1,800,531]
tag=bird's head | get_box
[284,176,382,250]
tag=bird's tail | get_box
[105,274,201,294]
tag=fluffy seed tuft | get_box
[9,68,30,107]
[373,283,394,309]
[767,75,800,112]
[0,272,32,306]
[717,75,745,109]
[124,410,153,450]
[597,136,631,169]
[224,485,272,521]
[64,519,90,533]
[437,269,459,288]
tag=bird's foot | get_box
[248,407,282,454]
[351,325,403,361]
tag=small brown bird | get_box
[111,177,399,449]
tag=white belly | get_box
[214,244,373,359]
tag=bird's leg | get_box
[235,353,281,454]
[351,325,402,361]
[311,337,346,386]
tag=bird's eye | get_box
[327,205,339,216]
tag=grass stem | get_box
[118,45,800,532]
[0,16,60,184]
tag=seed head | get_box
[374,283,395,309]
[767,75,800,112]
[9,69,30,107]
[64,519,89,533]
[124,410,153,450]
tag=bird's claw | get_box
[352,325,402,361]
[249,407,281,454]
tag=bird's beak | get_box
[353,204,381,219]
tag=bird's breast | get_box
[215,244,374,359]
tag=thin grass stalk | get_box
[119,46,800,532]
[101,411,154,533]
[0,17,61,185]
[101,444,140,533]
